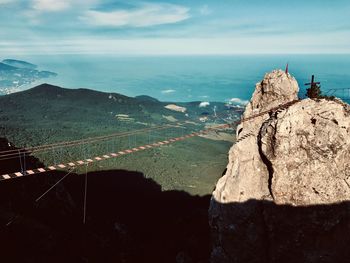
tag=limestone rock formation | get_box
[209,69,350,263]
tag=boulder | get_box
[209,69,350,263]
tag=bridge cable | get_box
[35,168,75,203]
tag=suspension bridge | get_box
[324,88,350,103]
[0,99,300,181]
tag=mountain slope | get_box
[2,59,37,69]
[0,83,238,195]
[0,83,236,147]
[0,62,17,71]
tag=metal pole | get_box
[83,163,88,225]
[18,150,23,174]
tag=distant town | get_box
[0,59,57,95]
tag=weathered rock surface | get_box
[209,69,350,263]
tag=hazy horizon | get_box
[2,54,349,103]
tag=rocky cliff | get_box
[209,69,350,263]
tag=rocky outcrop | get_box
[209,70,350,263]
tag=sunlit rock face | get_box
[209,69,350,263]
[264,98,350,205]
[211,70,300,205]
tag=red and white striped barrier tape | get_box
[0,124,230,181]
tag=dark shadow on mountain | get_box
[209,199,350,263]
[0,167,211,263]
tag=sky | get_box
[0,0,350,55]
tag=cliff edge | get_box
[209,69,350,263]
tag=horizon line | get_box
[2,53,350,57]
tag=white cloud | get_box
[32,0,71,11]
[80,3,190,27]
[229,98,249,105]
[199,101,210,108]
[161,89,176,94]
[199,5,211,15]
[0,0,15,4]
[31,0,97,12]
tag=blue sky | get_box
[0,0,349,55]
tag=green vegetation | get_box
[305,75,336,101]
[0,84,242,195]
[306,82,322,99]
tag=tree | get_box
[305,75,322,99]
[306,83,322,99]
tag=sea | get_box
[16,54,350,103]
